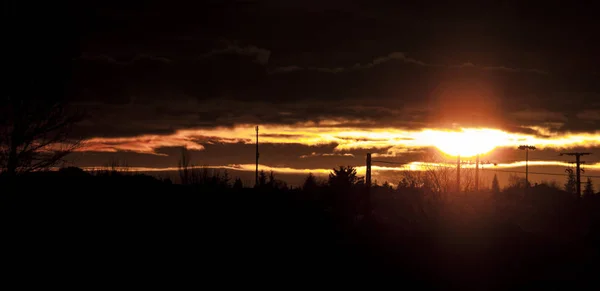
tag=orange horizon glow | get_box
[77,123,600,156]
[73,160,600,175]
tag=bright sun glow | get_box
[417,128,509,157]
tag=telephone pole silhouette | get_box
[456,155,461,192]
[475,154,480,191]
[255,126,259,187]
[365,153,372,217]
[560,152,591,196]
[519,145,536,187]
[366,153,372,190]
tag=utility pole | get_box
[475,154,479,191]
[255,126,259,187]
[560,152,591,197]
[456,155,461,192]
[366,153,372,190]
[365,153,372,216]
[518,145,536,187]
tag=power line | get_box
[481,168,600,179]
[398,163,600,179]
[518,145,536,188]
[371,158,600,179]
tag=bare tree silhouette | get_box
[177,147,191,185]
[505,174,528,190]
[398,155,457,195]
[0,97,82,177]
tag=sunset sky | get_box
[18,1,600,186]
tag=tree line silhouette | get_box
[5,162,600,286]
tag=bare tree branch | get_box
[0,97,83,176]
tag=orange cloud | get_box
[76,123,600,156]
[81,134,204,155]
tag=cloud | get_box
[80,48,549,77]
[511,110,567,124]
[451,62,549,74]
[202,44,271,65]
[271,51,429,74]
[271,52,549,75]
[76,124,600,156]
[76,44,270,66]
[375,146,425,157]
[80,134,204,155]
[482,66,549,74]
[71,45,586,146]
[270,65,303,73]
[299,152,355,158]
[577,110,600,121]
[71,97,433,139]
[76,53,173,65]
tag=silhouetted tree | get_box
[221,170,230,188]
[421,160,455,194]
[507,174,527,190]
[565,168,577,194]
[273,180,288,190]
[200,167,210,185]
[0,97,82,177]
[104,158,130,175]
[328,166,361,189]
[397,178,410,190]
[584,178,594,197]
[258,170,267,187]
[539,180,560,190]
[233,177,243,189]
[382,181,393,190]
[267,171,275,188]
[58,166,89,177]
[261,171,287,190]
[492,174,500,193]
[177,147,191,185]
[303,173,318,191]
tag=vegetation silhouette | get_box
[492,173,500,193]
[584,177,595,198]
[4,161,600,287]
[565,168,577,195]
[0,97,82,178]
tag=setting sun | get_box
[418,128,508,157]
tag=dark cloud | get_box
[271,52,548,75]
[69,54,600,138]
[16,1,598,168]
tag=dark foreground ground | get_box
[4,171,600,289]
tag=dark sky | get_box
[7,1,600,179]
